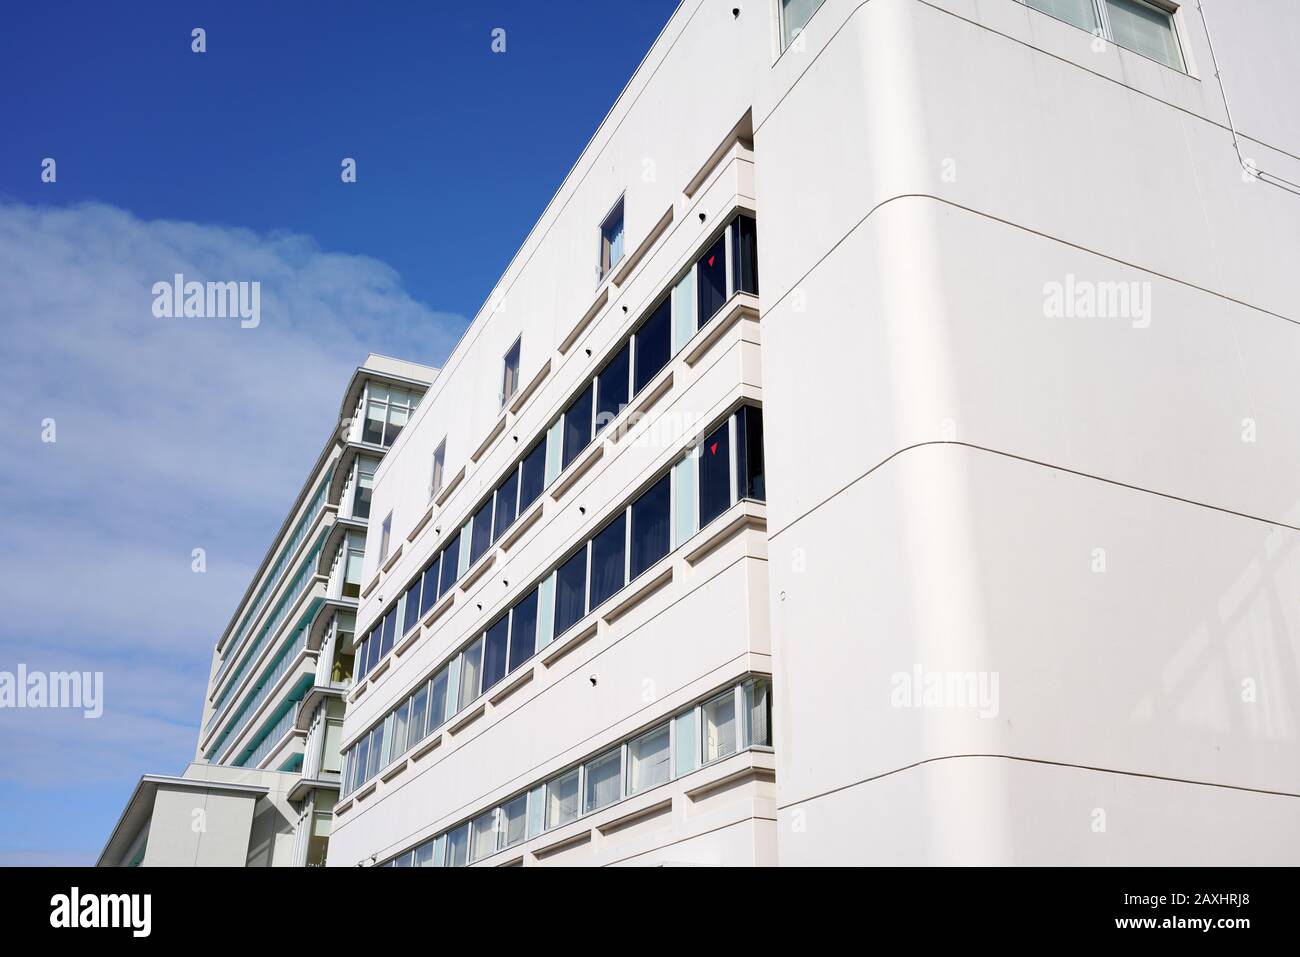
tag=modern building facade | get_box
[103,0,1300,867]
[98,355,438,866]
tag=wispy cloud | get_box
[0,200,464,863]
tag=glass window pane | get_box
[627,724,671,794]
[379,607,397,658]
[731,215,759,296]
[354,735,370,788]
[391,700,409,757]
[363,399,385,445]
[469,498,494,566]
[428,670,449,730]
[493,469,519,542]
[546,769,580,829]
[409,683,429,745]
[588,512,627,609]
[562,383,594,469]
[518,439,546,513]
[698,419,732,528]
[413,840,435,867]
[366,726,383,778]
[696,233,727,325]
[354,469,374,519]
[630,474,671,580]
[482,616,509,694]
[746,679,772,748]
[595,343,630,436]
[1025,0,1100,33]
[672,270,695,353]
[385,403,409,446]
[500,794,528,849]
[584,749,622,813]
[445,824,469,867]
[1105,0,1182,69]
[508,589,538,673]
[676,712,696,780]
[438,533,461,594]
[470,811,496,862]
[634,297,672,395]
[702,691,738,763]
[420,557,441,616]
[459,638,483,706]
[554,547,588,637]
[402,580,421,635]
[502,338,522,404]
[741,406,765,501]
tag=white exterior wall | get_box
[758,0,1300,864]
[332,0,1300,866]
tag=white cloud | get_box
[0,201,465,801]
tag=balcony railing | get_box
[236,702,301,770]
[207,626,311,762]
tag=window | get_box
[402,579,421,634]
[469,498,494,566]
[745,678,772,748]
[378,512,392,564]
[780,0,826,48]
[379,606,397,658]
[482,615,509,693]
[627,724,671,794]
[584,749,622,813]
[731,214,759,296]
[419,555,441,617]
[630,474,671,580]
[428,668,449,731]
[412,840,436,867]
[562,383,594,469]
[445,823,470,867]
[409,682,429,745]
[1025,0,1099,32]
[546,768,580,829]
[696,232,727,326]
[353,735,370,791]
[341,544,364,599]
[366,724,384,778]
[736,405,766,501]
[470,811,497,862]
[599,197,625,280]
[633,296,671,395]
[459,637,483,706]
[698,420,732,528]
[391,699,409,757]
[518,439,546,513]
[554,547,588,637]
[588,513,626,610]
[501,337,522,407]
[353,458,377,519]
[595,343,629,436]
[1105,0,1182,69]
[702,690,738,763]
[500,794,528,850]
[507,589,538,673]
[438,533,461,595]
[429,439,446,500]
[674,710,697,778]
[493,468,519,541]
[362,385,418,448]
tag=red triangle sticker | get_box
[709,442,718,455]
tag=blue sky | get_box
[0,0,679,865]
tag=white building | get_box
[106,0,1300,867]
[98,356,438,866]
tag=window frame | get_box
[597,195,626,282]
[500,336,522,408]
[429,438,446,501]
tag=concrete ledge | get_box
[510,358,551,415]
[601,565,674,625]
[434,465,465,507]
[448,703,487,736]
[559,287,608,355]
[407,503,435,543]
[423,590,455,628]
[489,666,535,706]
[684,505,767,566]
[542,619,599,667]
[497,500,543,552]
[381,544,404,573]
[613,371,674,444]
[380,758,408,783]
[361,571,381,599]
[410,733,443,762]
[460,551,496,591]
[611,204,674,287]
[471,414,508,464]
[684,293,759,368]
[549,441,603,501]
[395,625,421,657]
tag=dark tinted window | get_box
[589,512,627,609]
[508,589,538,672]
[697,233,727,325]
[420,557,441,616]
[731,215,759,296]
[634,297,671,394]
[630,474,671,579]
[428,669,449,730]
[555,547,588,636]
[438,533,461,595]
[562,384,594,469]
[699,419,731,528]
[494,469,519,540]
[482,616,509,694]
[402,580,421,634]
[518,439,546,513]
[596,343,629,436]
[469,498,494,566]
[737,406,765,500]
[379,607,397,658]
